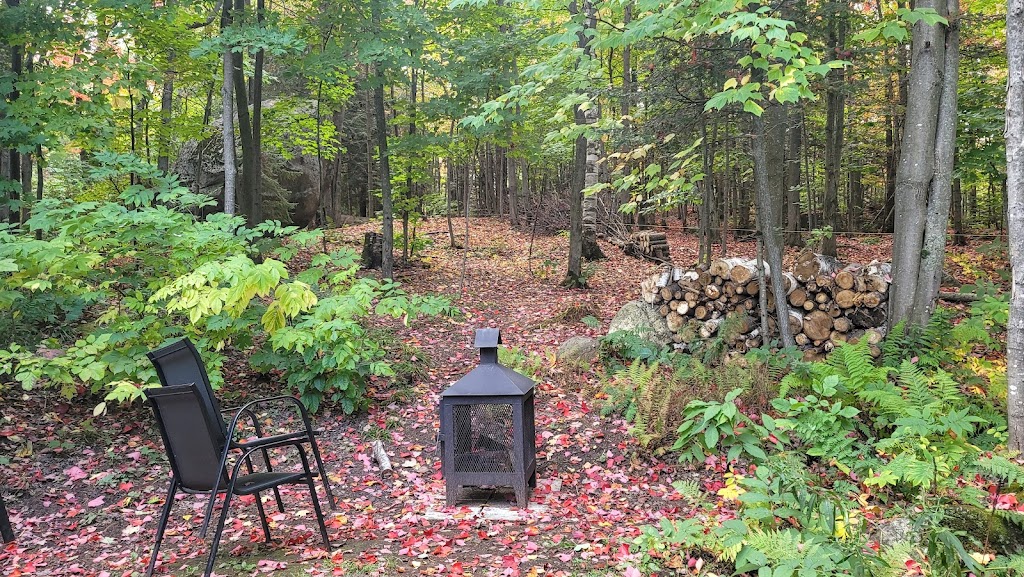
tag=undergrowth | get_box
[607,303,1021,576]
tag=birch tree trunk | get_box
[1005,0,1024,451]
[889,0,959,329]
[220,2,236,215]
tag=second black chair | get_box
[144,383,331,576]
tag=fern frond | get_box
[745,528,803,563]
[897,361,938,411]
[974,455,1024,486]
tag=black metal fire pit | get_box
[439,328,537,507]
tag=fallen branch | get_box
[937,292,980,303]
[370,440,393,474]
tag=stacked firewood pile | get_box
[640,251,890,358]
[618,231,670,262]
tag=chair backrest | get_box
[147,339,225,431]
[144,383,229,492]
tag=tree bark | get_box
[6,0,21,225]
[822,5,847,257]
[220,0,236,215]
[785,108,802,246]
[1006,0,1024,451]
[371,0,394,280]
[889,0,959,329]
[753,106,794,347]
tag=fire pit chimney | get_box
[439,328,537,507]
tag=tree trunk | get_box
[753,106,794,347]
[849,169,863,232]
[221,0,236,215]
[785,108,802,246]
[250,0,266,222]
[822,7,847,256]
[1006,0,1024,451]
[952,172,966,245]
[6,0,21,225]
[889,0,959,329]
[372,0,394,280]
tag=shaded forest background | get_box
[0,0,1008,251]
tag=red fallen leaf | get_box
[501,554,517,568]
[87,496,105,508]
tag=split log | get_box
[705,284,722,299]
[700,318,724,339]
[835,269,856,290]
[786,309,804,335]
[835,289,858,309]
[794,252,842,282]
[861,291,884,309]
[833,317,853,333]
[803,310,834,341]
[802,300,816,312]
[667,311,685,332]
[863,327,886,345]
[789,288,808,307]
[694,305,710,320]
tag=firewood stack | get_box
[640,251,891,359]
[623,231,670,262]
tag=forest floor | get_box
[0,217,1007,577]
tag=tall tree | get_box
[888,0,960,329]
[821,1,847,257]
[372,0,395,279]
[221,0,236,215]
[1006,0,1024,451]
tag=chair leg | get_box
[249,418,286,513]
[306,433,336,509]
[204,490,235,577]
[254,491,272,543]
[146,479,178,577]
[298,449,331,548]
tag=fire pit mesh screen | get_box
[452,404,514,473]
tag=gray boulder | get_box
[557,336,600,366]
[173,115,320,227]
[608,300,673,346]
[877,517,915,549]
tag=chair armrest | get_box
[223,396,319,452]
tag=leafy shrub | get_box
[0,159,455,412]
[673,388,772,463]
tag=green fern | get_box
[990,552,1024,575]
[898,361,940,413]
[745,528,804,563]
[975,455,1024,487]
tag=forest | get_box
[2,0,1024,575]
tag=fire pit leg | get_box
[514,482,529,509]
[446,483,459,507]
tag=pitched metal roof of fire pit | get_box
[441,329,535,396]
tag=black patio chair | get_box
[146,338,336,536]
[143,383,331,577]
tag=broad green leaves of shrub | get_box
[0,168,455,413]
